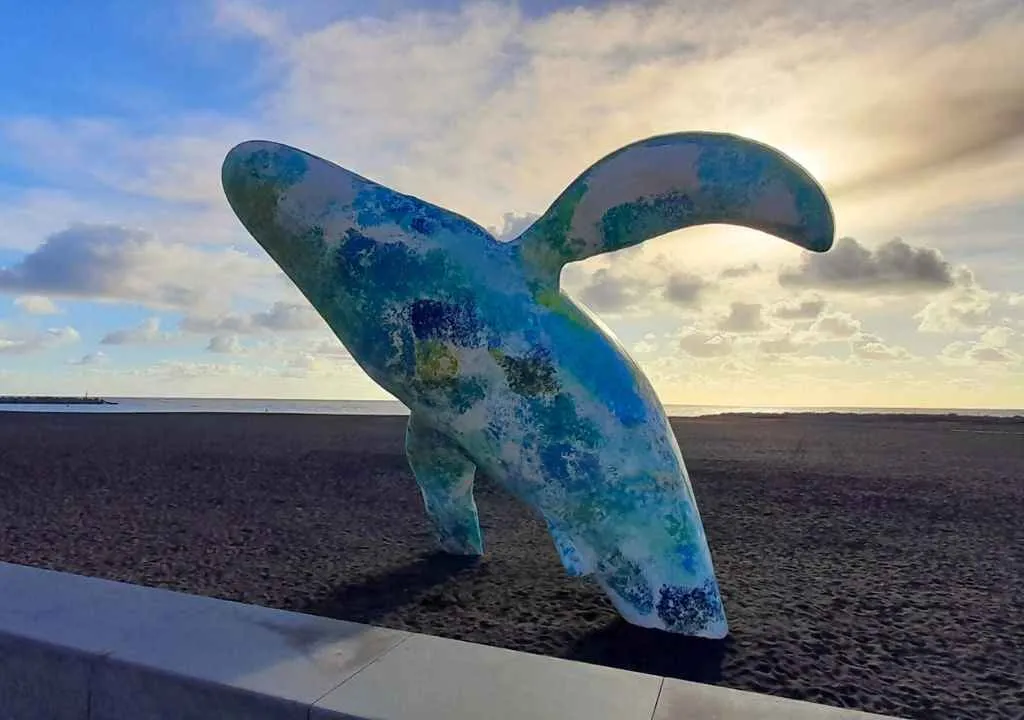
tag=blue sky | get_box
[1,0,1022,407]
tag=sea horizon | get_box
[0,396,1021,419]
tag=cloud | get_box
[851,333,912,361]
[941,340,1020,365]
[773,296,826,320]
[207,334,244,354]
[574,264,716,314]
[1,116,257,206]
[631,333,659,355]
[69,351,108,366]
[489,212,540,242]
[180,301,323,334]
[718,302,767,333]
[758,335,803,355]
[281,350,360,378]
[197,0,1024,236]
[832,52,1024,197]
[0,326,80,355]
[779,237,958,293]
[971,346,1018,363]
[0,224,272,311]
[13,295,60,315]
[679,331,733,358]
[719,263,762,280]
[663,273,708,307]
[575,268,646,313]
[251,302,323,331]
[101,317,175,346]
[915,278,994,332]
[213,0,286,41]
[812,312,862,339]
[980,326,1014,348]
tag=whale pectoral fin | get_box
[515,132,834,282]
[546,521,592,577]
[405,415,484,556]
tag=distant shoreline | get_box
[1,409,1021,425]
[0,395,1019,420]
[0,396,116,406]
[700,410,1023,423]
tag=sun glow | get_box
[780,145,830,185]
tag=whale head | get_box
[221,140,338,301]
[222,139,501,297]
[222,139,516,384]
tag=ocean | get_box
[0,397,1021,418]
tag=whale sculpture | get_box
[221,132,834,638]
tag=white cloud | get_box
[980,326,1014,348]
[207,334,244,354]
[13,295,60,315]
[851,333,913,361]
[0,223,276,312]
[757,335,803,355]
[489,212,539,242]
[101,317,176,346]
[916,279,995,333]
[202,0,1024,235]
[773,296,826,320]
[0,325,80,355]
[1,116,258,207]
[941,340,1021,365]
[812,312,862,339]
[575,267,648,314]
[679,330,733,358]
[181,301,323,335]
[69,351,108,366]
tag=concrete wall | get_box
[0,562,900,719]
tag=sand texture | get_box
[1,411,1022,718]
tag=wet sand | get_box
[1,411,1022,718]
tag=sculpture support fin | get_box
[515,131,834,283]
[405,415,484,556]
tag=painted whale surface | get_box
[221,132,835,638]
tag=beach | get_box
[1,411,1021,719]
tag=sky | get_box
[1,0,1022,408]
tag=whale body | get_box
[221,132,834,637]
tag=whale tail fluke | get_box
[514,132,834,285]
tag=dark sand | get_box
[1,412,1022,719]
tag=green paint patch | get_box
[225,175,281,236]
[520,181,589,274]
[599,191,696,252]
[536,288,588,325]
[492,349,559,396]
[415,340,459,385]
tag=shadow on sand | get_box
[304,549,730,685]
[567,619,731,683]
[301,551,481,625]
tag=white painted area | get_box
[0,562,903,719]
